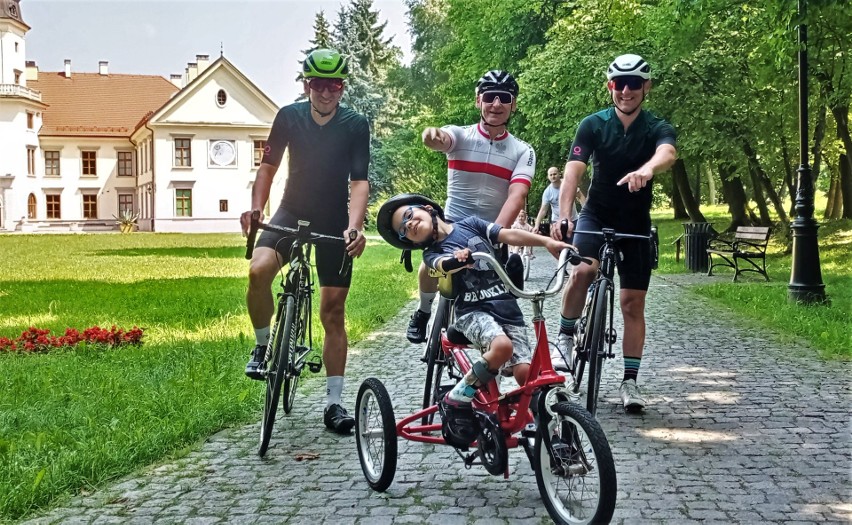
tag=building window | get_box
[118,193,134,215]
[27,194,36,219]
[176,189,192,217]
[82,150,97,176]
[27,147,35,176]
[14,70,21,84]
[174,138,191,167]
[82,194,97,219]
[45,150,60,176]
[46,194,61,219]
[219,199,228,212]
[216,89,227,106]
[253,140,266,168]
[27,112,34,129]
[118,151,133,176]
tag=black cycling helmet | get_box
[475,70,519,97]
[376,193,444,250]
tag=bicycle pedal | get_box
[306,355,322,373]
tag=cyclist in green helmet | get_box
[240,48,370,434]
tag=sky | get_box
[20,0,413,106]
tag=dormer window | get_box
[216,89,227,107]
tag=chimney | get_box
[25,61,38,81]
[170,74,182,88]
[196,54,210,74]
[186,62,198,83]
[99,61,109,76]
[64,59,71,78]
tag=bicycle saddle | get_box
[446,325,471,346]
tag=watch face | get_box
[209,140,236,166]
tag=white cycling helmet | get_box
[606,54,651,80]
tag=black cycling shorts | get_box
[255,207,352,288]
[573,213,651,291]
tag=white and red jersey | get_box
[441,123,536,222]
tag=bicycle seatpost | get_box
[245,210,261,260]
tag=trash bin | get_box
[682,222,713,273]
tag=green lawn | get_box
[0,233,415,521]
[651,208,850,359]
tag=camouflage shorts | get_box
[453,311,532,376]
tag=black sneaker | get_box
[324,404,355,435]
[245,344,266,380]
[406,309,430,344]
[438,394,480,449]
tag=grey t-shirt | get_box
[542,184,579,222]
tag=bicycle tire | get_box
[421,298,450,424]
[258,295,295,457]
[534,401,617,525]
[585,283,610,417]
[355,377,398,492]
[282,289,309,414]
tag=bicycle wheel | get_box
[534,401,617,525]
[282,290,309,414]
[259,295,295,457]
[585,283,611,417]
[355,377,398,492]
[421,298,450,424]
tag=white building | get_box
[0,0,283,233]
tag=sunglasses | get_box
[308,77,344,93]
[610,76,645,91]
[397,205,422,239]
[480,91,514,104]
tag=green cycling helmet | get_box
[303,49,349,79]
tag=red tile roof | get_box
[29,72,178,137]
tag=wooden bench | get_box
[706,226,771,281]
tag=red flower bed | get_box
[0,326,144,353]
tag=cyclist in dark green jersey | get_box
[239,48,369,434]
[551,54,677,412]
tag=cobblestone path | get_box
[21,256,851,524]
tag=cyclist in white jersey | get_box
[407,70,536,344]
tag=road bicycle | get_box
[355,248,617,525]
[245,211,354,457]
[564,225,653,417]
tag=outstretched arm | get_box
[498,228,574,259]
[617,144,677,192]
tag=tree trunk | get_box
[718,163,750,230]
[840,153,852,219]
[830,104,852,169]
[824,169,838,219]
[671,174,689,219]
[780,132,797,219]
[811,103,827,188]
[705,163,717,205]
[672,159,705,222]
[830,169,843,219]
[742,141,789,226]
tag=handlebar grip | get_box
[245,210,261,260]
[338,229,358,276]
[560,218,571,239]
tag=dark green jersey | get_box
[262,102,370,233]
[567,107,676,232]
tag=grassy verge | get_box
[651,208,850,359]
[0,233,415,521]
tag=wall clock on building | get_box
[209,140,236,167]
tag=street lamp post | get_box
[788,0,827,305]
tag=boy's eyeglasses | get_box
[308,77,344,93]
[609,76,645,91]
[397,205,422,239]
[480,91,514,105]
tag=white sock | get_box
[326,376,344,407]
[419,292,437,313]
[254,327,270,346]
